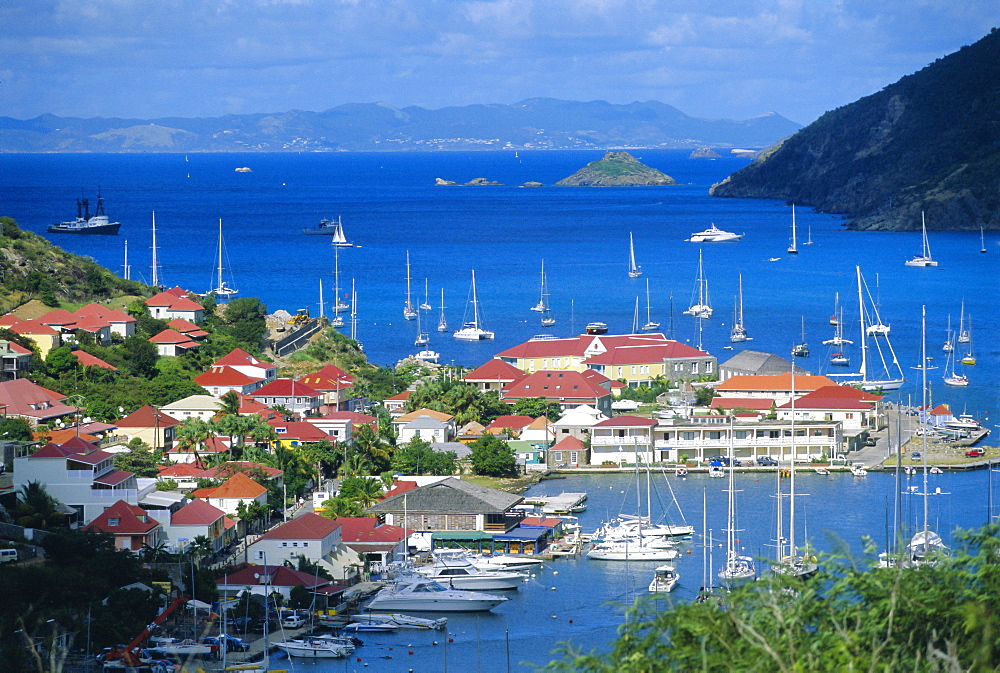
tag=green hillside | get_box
[710,28,1000,231]
[555,151,677,186]
[0,216,149,313]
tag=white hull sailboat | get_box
[684,249,712,318]
[718,416,755,589]
[642,277,660,331]
[208,218,238,299]
[437,288,448,332]
[538,260,555,327]
[331,244,348,327]
[957,301,970,343]
[791,316,809,358]
[628,232,642,277]
[531,260,548,312]
[730,274,749,342]
[904,212,938,267]
[943,329,968,387]
[420,278,432,311]
[403,251,417,320]
[827,266,905,390]
[959,315,976,366]
[453,270,494,340]
[787,204,798,254]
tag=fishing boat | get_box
[791,316,809,357]
[730,274,749,342]
[453,270,494,340]
[686,224,743,242]
[302,216,353,247]
[647,564,679,592]
[771,375,818,580]
[437,288,448,332]
[208,218,238,299]
[959,316,976,365]
[419,279,432,311]
[585,322,608,335]
[403,251,417,320]
[366,579,508,612]
[904,212,937,267]
[827,266,906,390]
[942,330,968,386]
[718,417,756,589]
[628,232,642,278]
[787,204,799,254]
[684,249,712,318]
[642,278,660,331]
[48,188,122,235]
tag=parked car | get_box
[966,448,986,458]
[251,619,278,634]
[281,614,307,629]
[203,635,250,652]
[756,456,778,466]
[864,436,877,447]
[706,456,741,467]
[911,451,921,460]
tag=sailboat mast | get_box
[350,278,357,341]
[123,239,130,280]
[789,370,796,559]
[318,279,325,319]
[150,211,159,288]
[921,304,929,538]
[471,270,480,328]
[217,219,224,292]
[856,266,868,381]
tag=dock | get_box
[521,491,588,514]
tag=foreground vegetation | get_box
[545,526,1000,671]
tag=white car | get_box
[281,614,307,628]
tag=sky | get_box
[1,1,997,126]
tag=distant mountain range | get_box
[711,29,1000,232]
[0,98,800,153]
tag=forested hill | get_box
[0,216,149,313]
[710,28,1000,232]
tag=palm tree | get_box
[188,534,215,567]
[174,418,214,466]
[215,413,259,451]
[353,424,393,472]
[352,478,385,509]
[218,390,241,416]
[319,496,365,519]
[14,481,65,529]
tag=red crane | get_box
[103,596,187,666]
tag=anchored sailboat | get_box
[537,260,555,327]
[403,251,417,320]
[904,212,938,267]
[730,274,749,342]
[960,315,976,366]
[628,233,642,278]
[791,316,809,357]
[453,270,494,340]
[420,279,432,311]
[437,288,448,332]
[684,250,712,319]
[943,328,968,387]
[718,416,755,589]
[208,218,238,299]
[827,266,906,390]
[331,245,347,328]
[642,278,660,331]
[787,204,798,254]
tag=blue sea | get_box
[2,151,999,669]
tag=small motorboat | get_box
[585,321,608,335]
[648,564,680,592]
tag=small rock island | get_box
[555,151,677,186]
[435,177,502,186]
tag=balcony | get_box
[591,435,651,447]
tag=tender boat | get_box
[415,555,526,590]
[686,224,742,242]
[648,564,679,592]
[48,189,121,235]
[366,579,508,612]
[585,321,608,335]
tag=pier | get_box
[521,491,588,514]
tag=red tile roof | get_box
[159,463,205,478]
[84,500,159,535]
[195,366,260,386]
[593,415,657,428]
[256,512,340,541]
[334,517,412,544]
[171,499,226,526]
[219,564,332,589]
[583,341,710,365]
[551,435,585,451]
[496,333,669,359]
[93,469,135,486]
[381,480,419,500]
[716,373,838,393]
[268,420,328,441]
[252,378,321,398]
[214,348,274,369]
[72,350,118,370]
[502,370,611,401]
[74,303,135,323]
[710,397,776,411]
[149,328,195,344]
[146,291,182,306]
[30,442,78,458]
[298,364,355,391]
[168,297,204,312]
[197,462,284,480]
[463,359,528,383]
[4,341,31,355]
[520,516,564,528]
[486,415,535,431]
[3,318,58,335]
[383,390,412,402]
[201,472,267,499]
[116,405,182,428]
[778,396,873,411]
[37,309,78,326]
[0,378,78,419]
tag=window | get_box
[631,366,636,375]
[553,451,563,462]
[691,362,699,375]
[681,432,696,441]
[705,361,714,373]
[107,517,120,526]
[570,451,578,463]
[707,431,722,440]
[735,430,750,439]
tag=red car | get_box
[966,448,986,457]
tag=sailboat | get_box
[403,251,417,320]
[419,279,432,311]
[826,266,906,390]
[771,373,817,580]
[331,245,347,328]
[787,204,798,254]
[957,301,971,343]
[803,223,814,246]
[628,233,642,278]
[208,218,238,299]
[823,304,852,365]
[943,329,969,387]
[906,306,948,567]
[631,296,640,334]
[349,278,360,346]
[865,274,891,336]
[531,261,548,312]
[453,270,494,340]
[791,317,809,357]
[642,278,660,331]
[942,315,954,352]
[718,416,755,589]
[729,274,749,342]
[437,288,448,332]
[150,211,163,290]
[904,211,938,267]
[414,300,429,346]
[303,216,353,247]
[981,226,987,253]
[959,315,976,365]
[684,250,712,318]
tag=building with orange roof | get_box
[83,499,162,551]
[334,517,413,571]
[714,373,840,406]
[212,348,276,384]
[71,349,118,371]
[462,359,528,392]
[776,386,881,438]
[32,427,99,445]
[248,512,344,575]
[149,328,200,356]
[501,370,613,415]
[166,318,209,339]
[163,499,227,552]
[298,364,357,412]
[194,365,263,397]
[190,471,268,515]
[381,390,411,415]
[392,408,457,444]
[234,392,276,419]
[484,415,535,437]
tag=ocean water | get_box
[1,151,998,669]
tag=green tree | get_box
[337,476,385,509]
[511,396,561,420]
[0,416,33,442]
[45,345,80,379]
[694,385,718,407]
[120,333,159,378]
[391,437,457,475]
[218,390,241,416]
[219,297,268,352]
[174,417,214,463]
[319,496,365,519]
[13,481,66,529]
[286,584,312,610]
[468,434,518,477]
[352,424,394,473]
[113,437,162,477]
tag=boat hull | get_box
[47,222,121,235]
[274,641,348,658]
[367,595,506,612]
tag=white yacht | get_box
[686,224,742,242]
[904,212,938,267]
[415,555,525,590]
[648,564,679,592]
[587,536,680,561]
[273,637,351,659]
[366,579,508,612]
[453,270,494,340]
